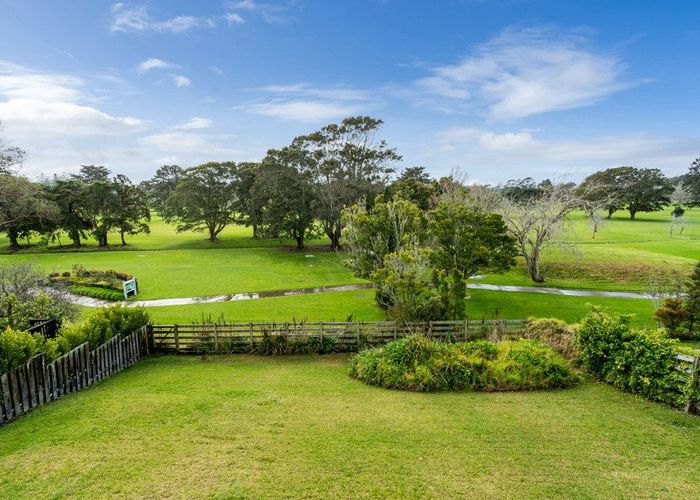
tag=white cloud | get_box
[224,12,245,25]
[138,58,179,73]
[224,0,296,24]
[110,3,216,33]
[140,132,217,153]
[428,126,700,181]
[209,65,224,75]
[0,61,143,137]
[171,117,212,130]
[240,83,377,122]
[416,27,635,120]
[241,99,362,122]
[172,75,191,87]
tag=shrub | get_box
[654,298,690,338]
[255,332,337,355]
[348,336,579,392]
[577,307,696,409]
[69,286,124,302]
[56,306,149,352]
[521,317,578,359]
[0,328,45,373]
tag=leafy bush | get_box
[654,298,690,338]
[69,286,124,302]
[0,328,52,373]
[56,306,150,352]
[0,290,77,332]
[255,332,337,355]
[577,308,695,409]
[521,317,578,359]
[48,266,134,293]
[348,336,578,392]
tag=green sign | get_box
[123,278,138,299]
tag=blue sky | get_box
[1,0,699,182]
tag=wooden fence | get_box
[0,326,148,425]
[150,319,528,354]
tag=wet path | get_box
[63,282,659,308]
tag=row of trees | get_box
[143,116,399,249]
[3,117,700,256]
[1,158,150,248]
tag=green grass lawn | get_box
[1,355,699,498]
[1,209,697,329]
[143,288,657,329]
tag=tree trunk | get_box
[607,208,614,219]
[99,233,108,247]
[526,248,545,283]
[208,225,218,242]
[629,209,637,220]
[120,229,127,246]
[69,228,81,247]
[252,224,259,239]
[296,236,304,250]
[8,228,19,249]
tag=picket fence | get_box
[150,319,527,354]
[0,326,148,425]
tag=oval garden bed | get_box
[348,335,579,392]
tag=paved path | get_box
[64,282,661,308]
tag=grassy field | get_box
[0,209,697,325]
[1,355,699,498]
[143,288,658,329]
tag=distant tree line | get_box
[2,117,700,256]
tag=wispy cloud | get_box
[224,0,298,24]
[0,61,143,136]
[137,57,179,73]
[172,75,191,88]
[416,27,637,120]
[140,131,217,153]
[224,12,244,25]
[170,117,212,130]
[427,126,700,180]
[110,3,216,33]
[239,82,377,122]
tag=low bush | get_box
[348,336,579,392]
[520,317,578,359]
[256,332,337,355]
[48,266,134,294]
[69,286,124,302]
[56,306,150,352]
[577,307,697,409]
[0,328,59,373]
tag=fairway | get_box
[1,209,695,325]
[1,355,698,498]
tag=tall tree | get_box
[112,174,151,245]
[165,162,239,242]
[0,175,59,248]
[428,201,517,319]
[233,162,264,238]
[72,164,111,183]
[579,167,635,218]
[478,183,584,283]
[293,116,401,249]
[252,148,318,249]
[142,165,184,215]
[625,168,673,219]
[43,178,91,246]
[684,157,700,207]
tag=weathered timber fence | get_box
[150,319,528,354]
[0,326,148,425]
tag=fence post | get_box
[214,323,219,353]
[174,324,180,354]
[249,323,254,352]
[685,356,700,414]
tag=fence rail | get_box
[0,326,148,425]
[150,319,528,354]
[675,353,700,413]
